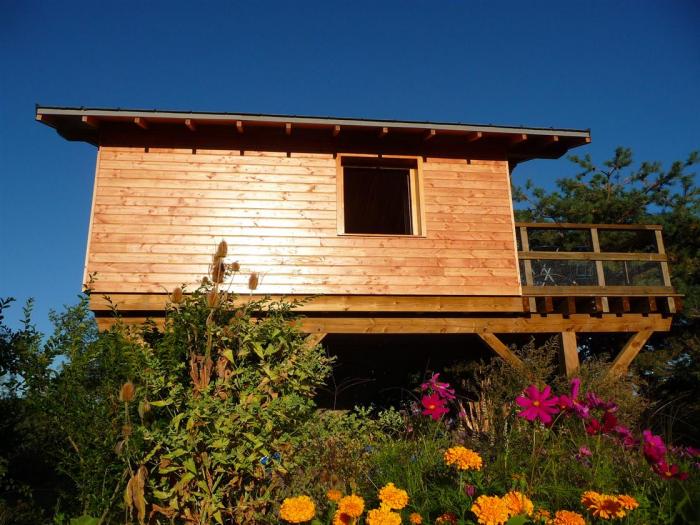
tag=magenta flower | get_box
[653,460,689,481]
[615,425,638,449]
[642,430,667,464]
[578,445,592,457]
[585,411,618,436]
[516,385,560,425]
[421,373,456,400]
[421,393,449,420]
[585,392,618,412]
[464,484,476,497]
[557,378,590,419]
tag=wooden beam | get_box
[378,127,389,138]
[478,333,524,368]
[509,134,528,145]
[305,333,327,347]
[82,116,99,128]
[522,285,676,297]
[466,131,483,143]
[285,123,292,136]
[90,293,527,313]
[515,222,663,231]
[519,250,666,262]
[134,117,148,130]
[655,230,676,313]
[185,119,196,131]
[560,332,579,377]
[607,331,653,377]
[424,129,437,141]
[294,314,672,334]
[235,120,244,134]
[332,125,341,137]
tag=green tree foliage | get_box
[513,147,700,443]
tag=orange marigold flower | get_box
[444,446,483,471]
[327,489,342,502]
[366,505,402,525]
[471,495,510,525]
[332,511,353,525]
[435,512,458,524]
[533,508,551,523]
[279,495,316,523]
[552,510,586,525]
[503,490,534,517]
[581,491,626,519]
[338,495,364,518]
[617,494,639,510]
[378,482,409,510]
[409,512,423,524]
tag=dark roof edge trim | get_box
[35,106,591,139]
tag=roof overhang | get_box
[35,106,591,165]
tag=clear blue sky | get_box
[1,1,699,333]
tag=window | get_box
[337,156,425,236]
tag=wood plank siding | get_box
[85,147,522,296]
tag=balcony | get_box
[516,223,679,315]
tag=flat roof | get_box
[35,106,591,164]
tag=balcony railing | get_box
[516,223,677,314]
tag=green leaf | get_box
[150,399,173,407]
[506,516,528,525]
[70,517,99,525]
[222,348,235,363]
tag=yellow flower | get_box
[366,506,402,525]
[444,446,483,471]
[552,510,586,525]
[378,482,409,510]
[280,495,316,523]
[580,491,626,520]
[332,511,353,525]
[409,512,423,524]
[616,494,639,510]
[503,491,534,517]
[471,495,510,525]
[327,489,343,502]
[338,495,364,518]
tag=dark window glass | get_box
[343,166,412,234]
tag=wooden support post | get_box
[607,331,653,377]
[655,230,676,313]
[305,333,327,347]
[478,333,524,369]
[235,120,244,134]
[285,123,292,135]
[332,125,341,137]
[519,226,537,312]
[590,227,609,312]
[560,332,579,377]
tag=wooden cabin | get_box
[36,106,679,377]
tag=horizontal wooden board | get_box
[90,293,526,313]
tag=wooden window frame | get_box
[335,154,426,237]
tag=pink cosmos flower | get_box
[421,373,456,400]
[557,378,590,419]
[515,385,560,425]
[421,393,449,420]
[585,392,618,412]
[615,425,638,449]
[585,411,618,436]
[653,460,689,481]
[642,430,667,464]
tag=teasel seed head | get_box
[207,290,219,308]
[211,260,226,284]
[248,272,259,291]
[119,381,135,403]
[138,399,151,420]
[171,287,184,304]
[215,240,228,258]
[201,276,210,286]
[230,261,241,272]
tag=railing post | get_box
[590,227,609,312]
[518,226,537,312]
[654,229,676,313]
